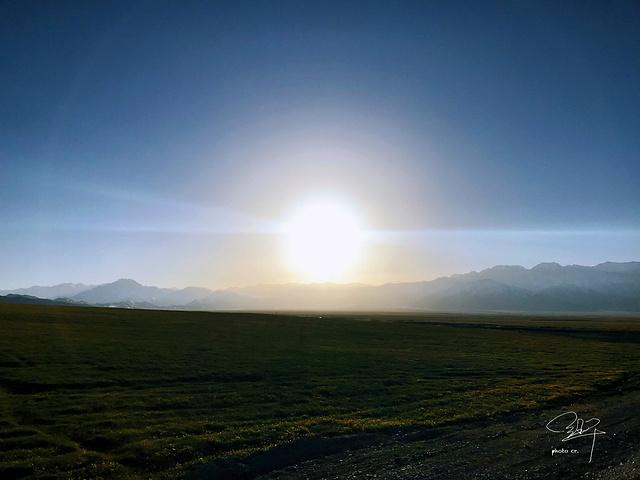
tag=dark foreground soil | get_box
[184,385,640,480]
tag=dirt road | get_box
[186,385,640,480]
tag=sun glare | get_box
[284,201,363,282]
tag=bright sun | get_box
[284,201,363,282]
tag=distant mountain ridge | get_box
[0,282,94,299]
[1,262,638,312]
[71,279,214,307]
[0,294,87,307]
[202,262,638,312]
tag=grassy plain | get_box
[0,304,638,479]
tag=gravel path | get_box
[261,387,640,480]
[185,386,640,480]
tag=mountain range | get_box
[1,261,638,313]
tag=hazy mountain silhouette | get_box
[71,279,213,307]
[2,262,638,312]
[0,282,94,299]
[222,262,639,312]
[455,261,639,291]
[0,294,86,306]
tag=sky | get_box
[1,1,639,290]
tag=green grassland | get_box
[0,304,638,479]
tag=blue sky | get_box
[1,1,638,289]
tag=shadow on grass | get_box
[182,371,640,480]
[182,427,449,480]
[183,432,380,480]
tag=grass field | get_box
[0,304,638,479]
